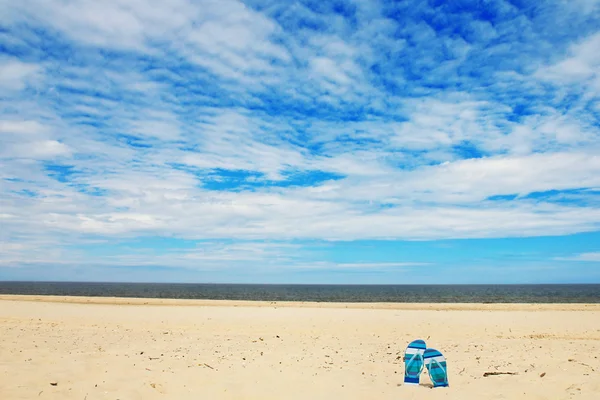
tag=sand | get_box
[1,295,599,399]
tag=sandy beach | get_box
[1,296,599,399]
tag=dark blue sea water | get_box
[0,282,599,303]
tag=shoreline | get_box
[1,294,599,311]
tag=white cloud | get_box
[177,110,308,179]
[0,120,47,135]
[536,32,600,95]
[556,252,600,262]
[301,151,600,206]
[10,0,290,85]
[388,95,599,156]
[0,59,40,91]
[310,57,352,85]
[399,152,600,202]
[0,237,302,269]
[0,119,72,159]
[127,112,181,141]
[294,262,429,270]
[12,140,72,158]
[10,0,196,50]
[391,98,500,151]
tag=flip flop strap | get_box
[405,351,423,375]
[428,358,448,384]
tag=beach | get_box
[1,296,599,399]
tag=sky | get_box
[0,0,599,284]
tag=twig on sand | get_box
[483,371,518,377]
[569,359,596,371]
[203,363,215,370]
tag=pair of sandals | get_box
[403,339,449,388]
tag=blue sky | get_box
[1,0,599,284]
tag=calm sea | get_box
[0,282,599,303]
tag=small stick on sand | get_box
[483,371,518,377]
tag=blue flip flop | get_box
[424,348,449,388]
[403,339,426,385]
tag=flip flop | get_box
[403,339,426,385]
[424,348,449,388]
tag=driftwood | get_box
[483,371,518,377]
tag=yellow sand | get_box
[1,295,599,399]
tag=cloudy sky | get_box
[1,0,599,284]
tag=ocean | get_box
[0,282,599,303]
